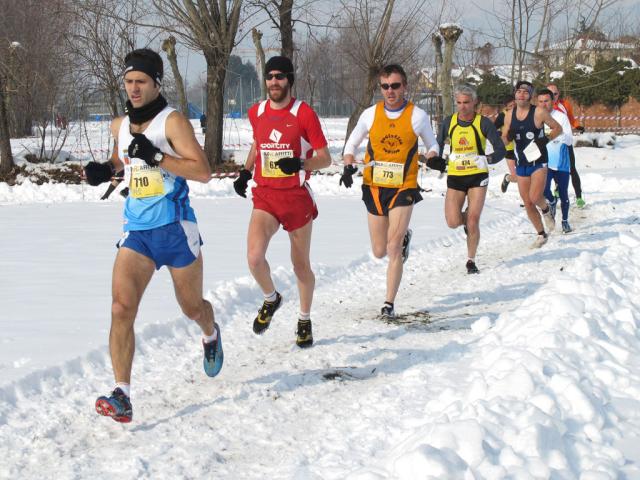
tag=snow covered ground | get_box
[1,121,639,479]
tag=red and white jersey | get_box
[249,98,327,189]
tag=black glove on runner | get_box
[486,154,502,165]
[339,164,358,188]
[233,169,252,198]
[534,136,549,150]
[84,161,115,186]
[426,156,447,173]
[128,133,163,167]
[275,157,303,174]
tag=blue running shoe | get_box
[203,323,223,377]
[95,387,133,423]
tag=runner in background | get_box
[427,84,506,274]
[494,94,517,193]
[547,83,586,208]
[502,80,562,248]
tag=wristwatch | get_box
[153,151,164,166]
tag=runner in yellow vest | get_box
[426,84,506,274]
[341,64,438,318]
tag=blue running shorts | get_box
[516,162,546,177]
[117,221,202,270]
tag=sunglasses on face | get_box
[265,73,287,81]
[380,82,402,90]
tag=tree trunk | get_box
[440,24,463,117]
[162,36,188,115]
[432,33,444,125]
[252,28,267,100]
[0,76,14,174]
[279,0,294,59]
[204,57,227,167]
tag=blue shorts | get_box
[516,162,547,177]
[117,221,202,270]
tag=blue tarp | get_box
[188,103,203,119]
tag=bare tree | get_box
[152,0,243,167]
[339,0,431,144]
[252,28,267,100]
[247,0,302,59]
[0,43,17,173]
[67,0,146,118]
[161,36,189,114]
[440,23,463,117]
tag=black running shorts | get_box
[447,173,489,193]
[361,185,422,216]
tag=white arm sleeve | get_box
[412,108,439,153]
[343,106,376,156]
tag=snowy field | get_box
[1,119,640,479]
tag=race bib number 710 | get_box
[129,165,164,198]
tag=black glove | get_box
[506,129,516,142]
[426,156,447,173]
[534,136,549,150]
[84,161,115,186]
[339,164,358,188]
[486,154,502,165]
[275,157,303,174]
[576,125,585,134]
[233,169,252,197]
[128,133,163,167]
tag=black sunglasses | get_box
[380,82,402,90]
[265,73,287,81]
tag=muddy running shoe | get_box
[253,292,283,334]
[380,302,395,318]
[576,197,586,209]
[401,229,413,264]
[295,319,313,348]
[561,220,572,234]
[530,233,548,249]
[542,206,556,232]
[203,323,224,377]
[466,260,479,274]
[95,387,133,423]
[500,174,510,193]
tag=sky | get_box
[1,118,640,478]
[173,0,640,85]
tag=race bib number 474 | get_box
[129,165,164,198]
[261,149,295,178]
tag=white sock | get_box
[264,290,278,302]
[468,257,475,263]
[203,327,217,344]
[299,312,311,321]
[115,382,130,397]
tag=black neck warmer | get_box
[126,94,168,125]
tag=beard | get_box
[268,84,290,103]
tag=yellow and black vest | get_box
[363,101,419,189]
[447,113,488,176]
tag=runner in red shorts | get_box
[233,55,331,348]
